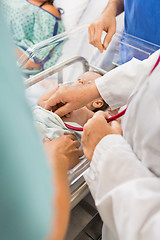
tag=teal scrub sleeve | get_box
[0,9,54,240]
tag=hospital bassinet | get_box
[20,25,160,239]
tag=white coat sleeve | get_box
[95,49,160,109]
[84,135,160,240]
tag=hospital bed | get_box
[21,26,159,239]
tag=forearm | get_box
[15,47,41,69]
[47,158,70,240]
[102,0,124,17]
[85,135,155,199]
[44,134,82,239]
[84,135,159,239]
[84,82,101,103]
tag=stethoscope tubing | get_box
[64,108,127,131]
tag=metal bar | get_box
[70,181,89,209]
[88,63,107,75]
[25,56,89,87]
[57,70,63,84]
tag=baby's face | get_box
[75,71,103,111]
[76,71,102,85]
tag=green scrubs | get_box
[2,0,65,71]
[0,7,53,240]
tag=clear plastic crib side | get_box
[18,25,160,81]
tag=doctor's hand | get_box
[88,10,116,53]
[82,111,122,162]
[39,82,100,118]
[38,85,59,108]
[44,135,83,170]
[44,135,83,240]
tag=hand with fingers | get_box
[88,0,125,53]
[38,81,100,118]
[88,13,116,53]
[82,111,122,162]
[38,85,59,109]
[44,134,83,171]
[43,134,83,240]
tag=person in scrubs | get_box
[0,7,82,240]
[39,48,160,239]
[88,0,160,53]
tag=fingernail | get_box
[104,42,108,49]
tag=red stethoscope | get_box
[64,54,160,132]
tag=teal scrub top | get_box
[0,7,53,240]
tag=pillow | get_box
[54,0,90,31]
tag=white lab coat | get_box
[84,49,160,240]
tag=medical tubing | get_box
[64,123,83,131]
[149,54,160,75]
[17,23,89,69]
[107,108,127,122]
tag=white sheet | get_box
[54,0,90,31]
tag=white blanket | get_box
[33,106,82,143]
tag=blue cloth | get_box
[119,0,160,64]
[124,0,160,45]
[0,5,53,240]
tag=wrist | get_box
[44,142,69,173]
[86,82,100,102]
[104,0,124,17]
[52,153,69,173]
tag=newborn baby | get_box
[33,71,108,141]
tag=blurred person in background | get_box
[1,0,65,71]
[88,0,160,53]
[0,7,82,240]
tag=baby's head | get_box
[75,71,108,112]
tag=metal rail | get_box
[70,181,89,209]
[25,56,89,87]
